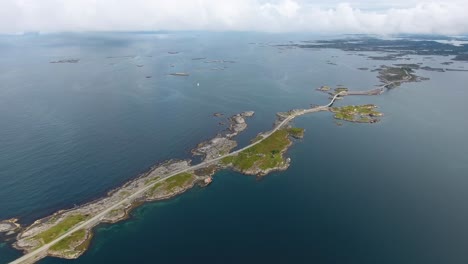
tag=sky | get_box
[1,0,467,35]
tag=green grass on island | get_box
[318,86,349,94]
[317,85,330,91]
[331,104,383,123]
[49,229,87,252]
[250,135,264,143]
[287,127,305,138]
[222,128,304,171]
[379,66,414,82]
[334,87,349,93]
[194,165,217,176]
[145,176,160,185]
[166,172,194,191]
[34,214,89,245]
[149,172,195,195]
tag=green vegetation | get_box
[107,208,123,217]
[165,173,194,191]
[149,172,195,195]
[34,214,88,245]
[222,128,302,171]
[194,165,217,176]
[317,85,330,91]
[251,135,264,143]
[145,176,160,185]
[331,104,382,123]
[49,229,86,252]
[334,87,348,93]
[287,128,305,139]
[379,66,415,83]
[75,232,92,252]
[149,182,164,195]
[221,156,235,166]
[119,191,130,197]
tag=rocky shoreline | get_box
[0,219,20,236]
[225,137,293,176]
[191,111,255,161]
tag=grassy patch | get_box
[331,104,382,123]
[223,129,295,171]
[287,128,305,138]
[379,66,415,83]
[194,165,217,176]
[149,182,164,195]
[334,87,349,93]
[251,135,263,143]
[119,191,130,197]
[35,214,88,244]
[75,231,92,252]
[107,208,123,217]
[165,173,194,191]
[221,156,235,165]
[149,173,195,195]
[145,176,160,185]
[317,85,330,91]
[49,229,86,252]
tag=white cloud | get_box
[1,0,467,35]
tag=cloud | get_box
[1,0,467,35]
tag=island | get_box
[169,72,190,76]
[316,85,331,91]
[0,219,20,235]
[221,128,304,176]
[49,59,79,64]
[280,36,468,62]
[331,104,382,123]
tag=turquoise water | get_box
[1,32,468,264]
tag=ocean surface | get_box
[0,32,468,264]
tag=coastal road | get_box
[9,92,345,264]
[344,68,413,96]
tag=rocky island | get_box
[169,72,190,76]
[331,104,383,123]
[192,111,255,161]
[221,127,304,176]
[0,219,20,235]
[49,59,80,64]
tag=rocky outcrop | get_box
[192,111,254,161]
[0,219,20,236]
[226,111,254,138]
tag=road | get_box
[9,92,345,264]
[344,69,413,96]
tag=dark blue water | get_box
[1,32,468,264]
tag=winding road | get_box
[10,92,345,264]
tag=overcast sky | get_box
[1,0,467,35]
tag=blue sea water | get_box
[1,32,468,264]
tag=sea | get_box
[0,32,468,264]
